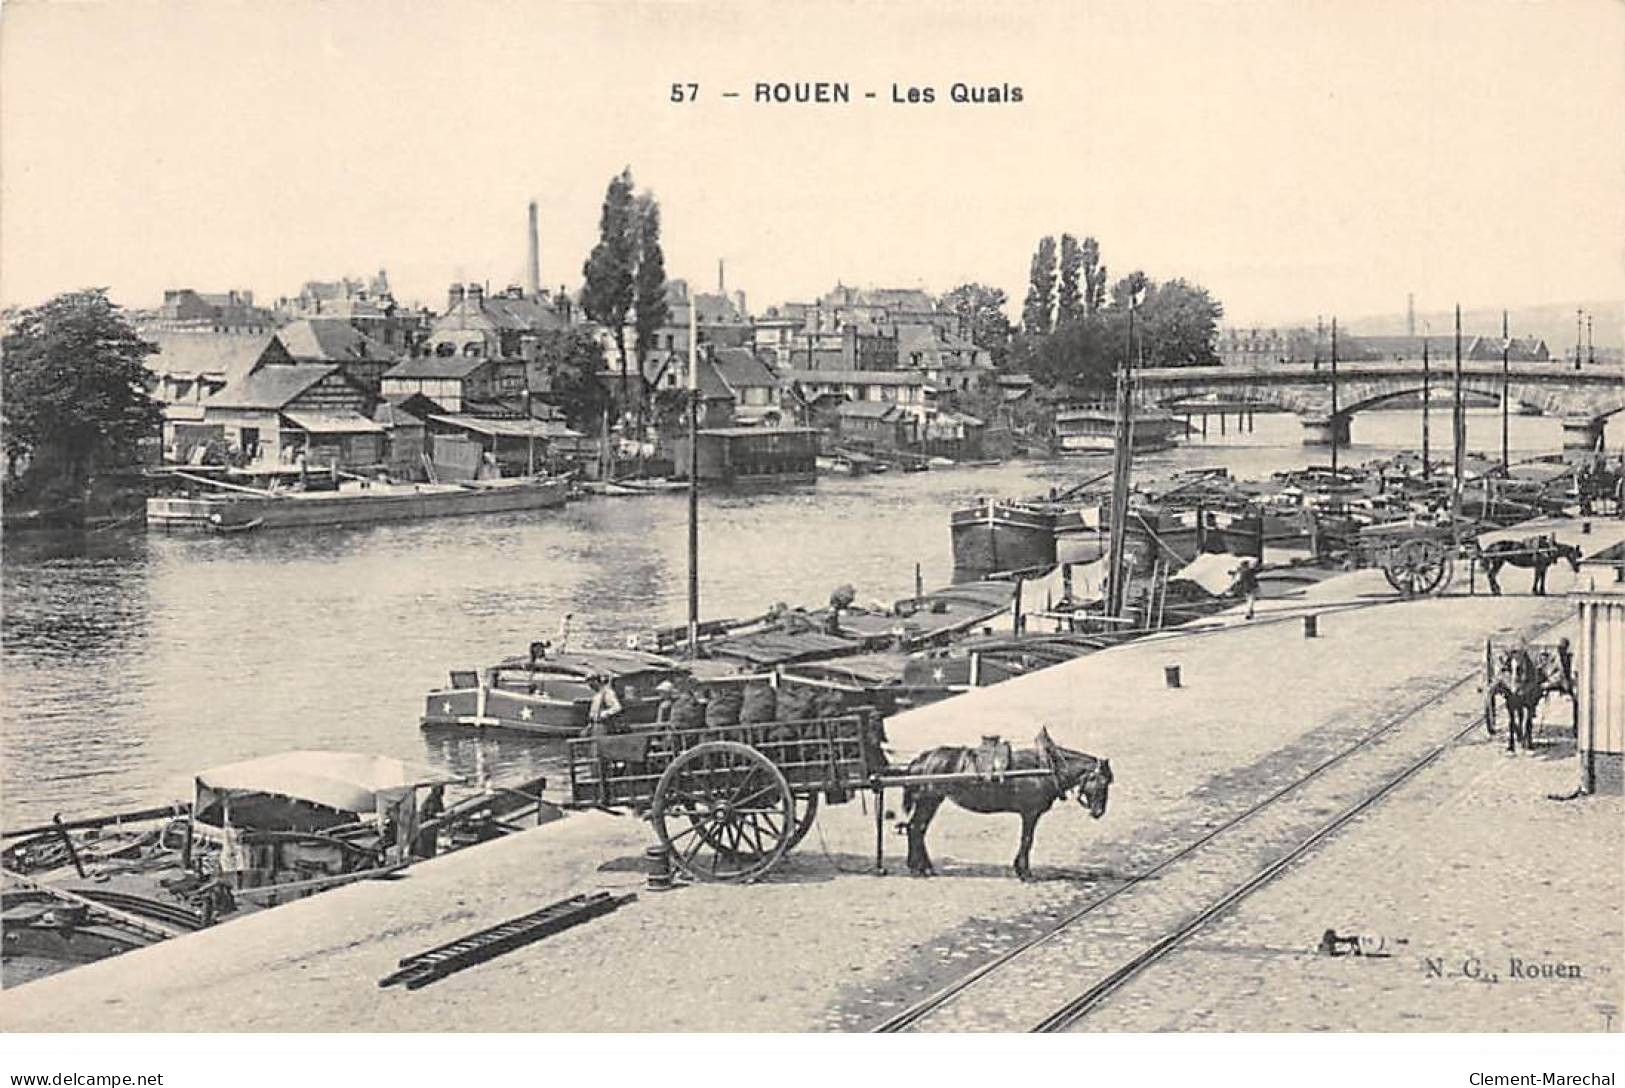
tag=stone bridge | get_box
[1132,361,1625,449]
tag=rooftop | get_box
[207,363,340,410]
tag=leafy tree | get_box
[1138,278,1223,367]
[580,168,637,412]
[2,289,162,499]
[940,282,1013,367]
[1080,236,1107,316]
[631,192,671,431]
[1110,270,1151,312]
[1057,234,1082,324]
[1021,236,1057,336]
[535,327,611,431]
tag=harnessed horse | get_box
[898,728,1112,880]
[1477,536,1582,596]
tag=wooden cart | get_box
[566,714,887,883]
[1350,518,1470,597]
[1482,635,1577,736]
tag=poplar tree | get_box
[581,168,638,413]
[1021,236,1058,336]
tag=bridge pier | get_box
[1300,415,1350,448]
[1561,416,1607,457]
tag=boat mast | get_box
[1105,288,1142,619]
[687,298,701,659]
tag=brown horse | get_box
[898,728,1112,880]
[1478,536,1582,596]
[1487,646,1543,753]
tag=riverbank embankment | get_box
[2,520,1619,1032]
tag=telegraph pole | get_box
[1500,310,1511,472]
[1452,304,1465,526]
[1329,316,1340,475]
[1421,326,1431,478]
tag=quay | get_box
[2,522,1620,1032]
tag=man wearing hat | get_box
[584,671,624,739]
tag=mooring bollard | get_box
[1164,665,1182,689]
[1303,614,1319,639]
[645,843,674,892]
[1582,521,1592,535]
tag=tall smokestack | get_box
[527,201,540,298]
[718,258,725,294]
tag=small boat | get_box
[3,751,546,986]
[149,473,569,532]
[206,516,263,534]
[816,450,879,477]
[1053,405,1184,455]
[420,648,689,736]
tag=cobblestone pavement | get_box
[1072,701,1622,1033]
[882,662,1501,1030]
[0,565,1601,1033]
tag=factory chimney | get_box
[717,258,725,294]
[527,200,541,299]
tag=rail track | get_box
[871,610,1571,1033]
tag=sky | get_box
[2,0,1622,333]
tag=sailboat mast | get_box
[1105,292,1141,619]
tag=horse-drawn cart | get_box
[567,715,1102,883]
[1483,636,1576,752]
[1349,518,1470,597]
[567,714,887,883]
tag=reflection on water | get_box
[3,408,1615,825]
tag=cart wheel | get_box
[1383,540,1453,597]
[686,790,820,859]
[652,741,794,883]
[785,792,820,852]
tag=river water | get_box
[3,407,1616,826]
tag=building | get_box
[425,414,585,480]
[372,394,440,481]
[274,270,429,353]
[424,282,570,399]
[201,364,379,468]
[703,348,786,425]
[1217,326,1552,367]
[1352,334,1551,363]
[146,332,277,462]
[259,318,401,396]
[833,401,917,451]
[1573,551,1625,795]
[613,279,756,396]
[673,426,820,485]
[894,324,993,397]
[142,289,281,335]
[379,355,496,414]
[784,369,930,415]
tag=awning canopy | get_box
[429,414,582,440]
[195,750,458,814]
[283,411,387,435]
